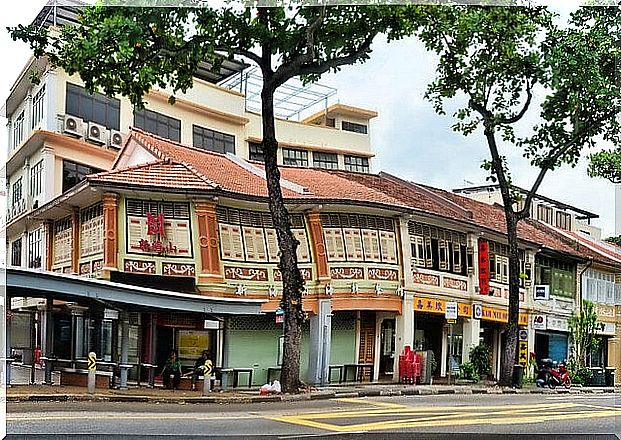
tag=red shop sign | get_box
[478,239,490,296]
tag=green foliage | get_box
[569,300,599,369]
[589,149,621,184]
[567,358,592,385]
[604,235,621,246]
[459,361,480,382]
[405,5,621,384]
[469,344,492,379]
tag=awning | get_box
[6,267,264,315]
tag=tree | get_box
[407,5,621,385]
[568,300,598,369]
[10,3,410,393]
[589,149,621,183]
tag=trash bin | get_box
[604,368,615,387]
[512,365,524,388]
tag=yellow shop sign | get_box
[413,297,471,318]
[480,306,529,326]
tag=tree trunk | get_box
[499,214,520,386]
[260,86,306,394]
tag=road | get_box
[6,393,620,439]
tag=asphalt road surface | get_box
[6,393,620,439]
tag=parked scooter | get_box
[537,358,571,389]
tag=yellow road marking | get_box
[268,399,621,433]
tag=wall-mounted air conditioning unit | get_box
[108,130,124,150]
[63,115,84,138]
[87,122,106,144]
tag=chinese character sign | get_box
[147,212,165,236]
[478,239,490,296]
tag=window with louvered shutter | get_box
[80,215,103,257]
[411,236,425,267]
[379,231,397,263]
[438,239,449,270]
[424,237,433,268]
[343,228,364,261]
[169,220,191,255]
[361,229,381,262]
[293,229,311,262]
[324,228,346,261]
[127,217,147,251]
[452,243,462,273]
[219,224,244,261]
[265,228,280,262]
[242,226,267,262]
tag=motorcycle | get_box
[538,358,571,389]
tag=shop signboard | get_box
[104,309,119,320]
[532,314,547,330]
[445,302,458,320]
[413,297,471,317]
[534,285,550,301]
[203,320,220,330]
[275,308,285,324]
[472,304,483,320]
[547,317,569,332]
[518,341,528,367]
[595,322,616,336]
[478,239,490,296]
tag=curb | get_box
[7,386,619,404]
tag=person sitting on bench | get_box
[161,349,182,390]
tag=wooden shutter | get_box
[411,236,425,267]
[379,231,397,264]
[243,226,267,262]
[171,220,191,255]
[343,228,364,261]
[438,239,449,270]
[219,224,244,261]
[54,229,72,264]
[293,229,311,262]
[128,217,147,251]
[424,237,433,268]
[323,228,346,261]
[362,229,381,262]
[265,228,280,262]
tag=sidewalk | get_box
[5,382,620,404]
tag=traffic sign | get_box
[203,359,214,377]
[87,352,97,371]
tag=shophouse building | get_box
[7,127,594,387]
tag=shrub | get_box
[470,344,492,379]
[460,361,480,382]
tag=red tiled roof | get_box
[88,160,217,191]
[93,129,588,260]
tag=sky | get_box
[1,0,617,238]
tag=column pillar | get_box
[45,68,57,132]
[393,292,414,381]
[44,220,54,271]
[102,193,119,279]
[440,325,448,377]
[42,298,54,384]
[41,146,55,204]
[22,158,31,210]
[307,299,332,385]
[119,311,130,389]
[7,120,12,153]
[306,211,329,282]
[397,216,414,288]
[461,318,480,362]
[71,206,80,274]
[195,201,224,283]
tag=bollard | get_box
[87,352,96,394]
[202,360,214,396]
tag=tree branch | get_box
[498,80,533,125]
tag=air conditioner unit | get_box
[87,122,106,144]
[108,129,124,150]
[63,115,84,138]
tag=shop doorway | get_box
[379,318,396,378]
[358,312,375,380]
[155,327,175,371]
